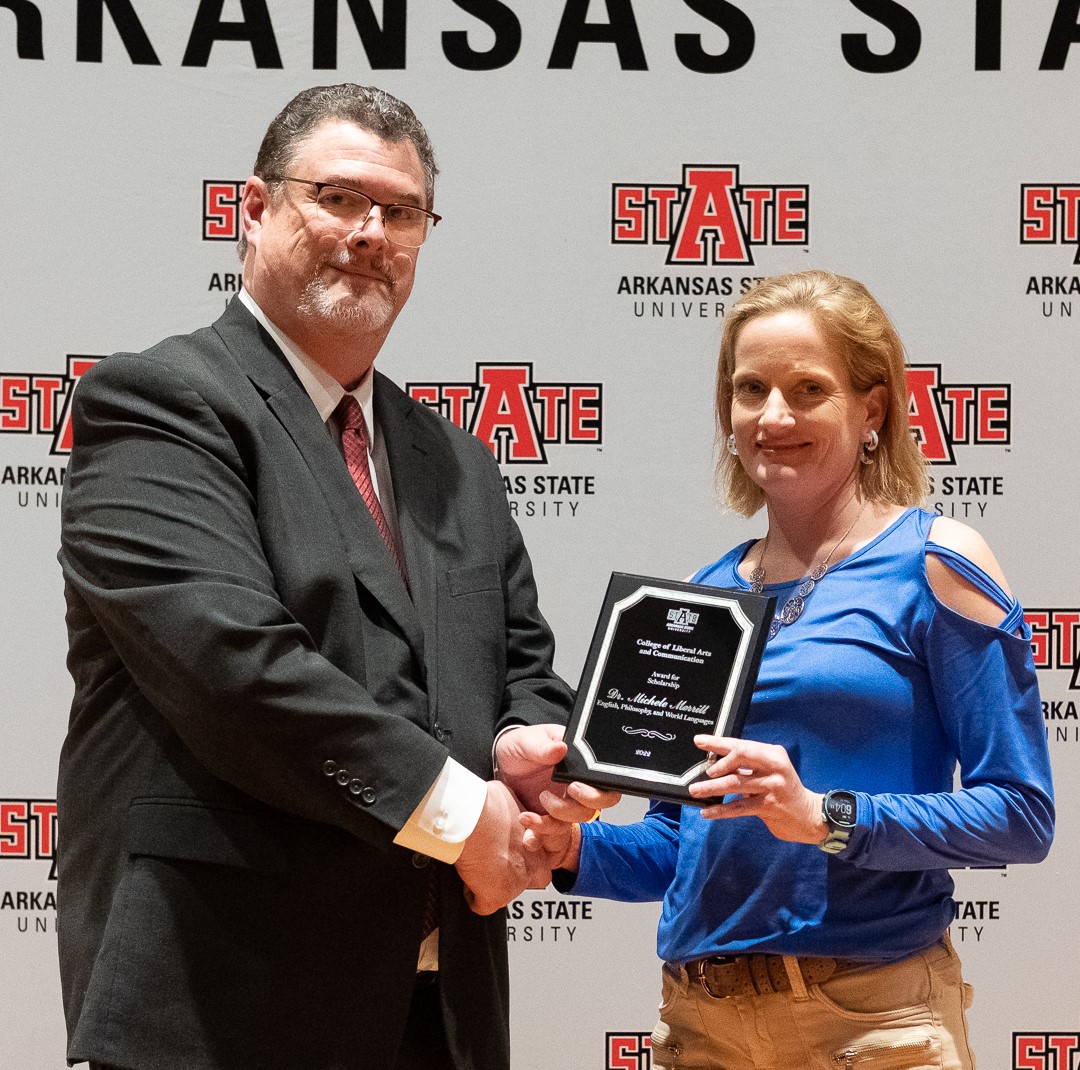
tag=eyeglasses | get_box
[269,176,441,247]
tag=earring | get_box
[726,433,738,456]
[860,429,879,465]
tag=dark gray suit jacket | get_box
[57,297,573,1069]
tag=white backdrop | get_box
[2,3,1078,1068]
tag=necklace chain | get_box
[750,501,867,639]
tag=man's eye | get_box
[321,189,362,210]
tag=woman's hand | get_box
[520,811,582,872]
[688,735,826,845]
[518,781,619,873]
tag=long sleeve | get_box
[568,801,682,902]
[843,601,1055,871]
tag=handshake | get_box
[454,724,620,915]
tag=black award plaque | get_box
[553,573,774,805]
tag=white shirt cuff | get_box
[392,757,487,864]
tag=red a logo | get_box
[407,363,602,464]
[611,165,809,266]
[669,167,750,265]
[905,365,1011,464]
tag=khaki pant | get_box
[651,938,975,1070]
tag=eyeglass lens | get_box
[315,186,431,246]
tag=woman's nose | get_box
[759,387,794,428]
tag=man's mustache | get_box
[324,252,396,285]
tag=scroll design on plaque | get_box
[622,727,677,742]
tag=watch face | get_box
[825,791,857,828]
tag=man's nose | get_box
[347,206,388,248]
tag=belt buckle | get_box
[696,955,751,1000]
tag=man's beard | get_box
[296,257,397,331]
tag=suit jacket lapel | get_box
[211,298,425,658]
[374,373,449,696]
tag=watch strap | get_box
[818,789,856,854]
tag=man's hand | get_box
[495,724,568,813]
[496,724,620,819]
[454,779,550,915]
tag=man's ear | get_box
[240,177,269,251]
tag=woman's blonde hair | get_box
[715,269,928,517]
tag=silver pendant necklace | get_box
[749,501,866,639]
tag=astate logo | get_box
[667,608,699,627]
[0,799,57,880]
[905,365,1010,464]
[1026,609,1080,690]
[1021,184,1080,265]
[1013,1033,1080,1070]
[612,165,809,266]
[1,356,101,455]
[203,180,245,241]
[407,363,601,464]
[606,1032,652,1070]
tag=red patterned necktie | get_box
[336,396,432,938]
[336,395,409,587]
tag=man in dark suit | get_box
[57,84,602,1070]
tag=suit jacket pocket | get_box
[447,561,501,596]
[127,799,287,872]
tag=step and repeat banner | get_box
[2,3,1078,1067]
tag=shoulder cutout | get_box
[926,517,1015,629]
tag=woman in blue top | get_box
[525,270,1054,1070]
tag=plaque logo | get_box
[666,608,699,633]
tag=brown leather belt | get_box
[685,953,868,999]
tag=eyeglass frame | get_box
[264,175,442,247]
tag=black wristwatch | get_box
[818,789,858,855]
